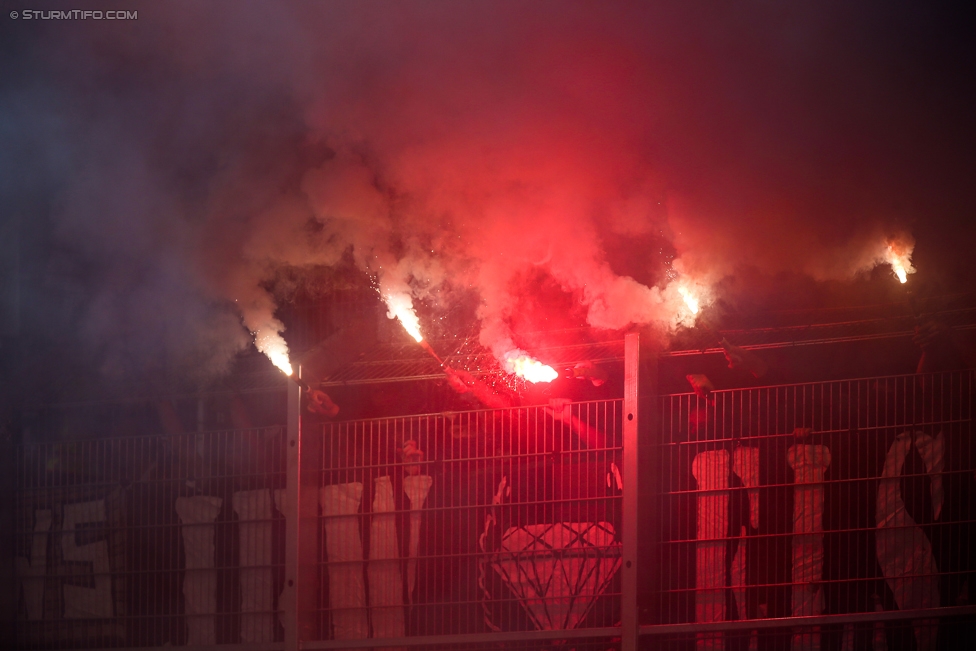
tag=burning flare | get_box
[678,285,700,315]
[504,351,558,383]
[383,291,424,342]
[254,329,293,376]
[884,243,915,284]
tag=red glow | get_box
[505,353,558,383]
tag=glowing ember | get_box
[254,330,293,376]
[383,291,424,342]
[885,244,914,284]
[505,352,558,383]
[678,286,700,315]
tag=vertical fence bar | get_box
[283,377,301,651]
[622,332,640,651]
[638,338,659,627]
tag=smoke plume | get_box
[1,1,973,386]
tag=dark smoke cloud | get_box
[1,1,974,389]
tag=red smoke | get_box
[275,4,920,357]
[7,1,970,382]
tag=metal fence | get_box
[13,428,288,649]
[310,399,625,649]
[12,361,976,650]
[642,369,976,649]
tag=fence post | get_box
[283,377,301,651]
[622,332,640,651]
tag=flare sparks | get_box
[505,352,558,383]
[383,291,424,342]
[678,285,700,315]
[254,330,293,376]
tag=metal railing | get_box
[642,369,976,649]
[308,399,625,648]
[12,348,976,650]
[14,428,287,649]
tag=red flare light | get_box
[678,285,700,315]
[884,244,914,284]
[383,291,424,342]
[254,330,293,376]
[505,353,558,383]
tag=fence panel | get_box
[313,400,625,648]
[13,428,287,649]
[643,370,976,649]
[12,369,976,650]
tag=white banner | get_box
[321,483,368,640]
[175,495,222,646]
[233,489,275,643]
[788,444,831,651]
[692,450,729,651]
[368,476,405,639]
